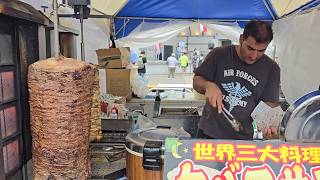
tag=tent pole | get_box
[262,0,276,20]
[115,16,273,22]
[80,6,85,61]
[113,18,116,40]
[53,0,60,57]
[109,17,116,48]
[115,18,131,37]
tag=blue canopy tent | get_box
[114,0,319,39]
[114,0,276,39]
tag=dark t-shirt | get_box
[194,45,280,140]
[138,57,147,73]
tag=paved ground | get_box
[145,60,195,74]
[143,60,194,86]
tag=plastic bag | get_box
[132,115,156,131]
[131,76,149,98]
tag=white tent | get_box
[116,21,243,49]
[91,0,127,16]
[273,8,320,103]
[270,0,312,17]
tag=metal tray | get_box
[101,118,132,132]
[280,90,320,142]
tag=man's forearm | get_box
[193,75,209,94]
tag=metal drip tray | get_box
[90,144,126,162]
[89,143,127,179]
[89,120,129,179]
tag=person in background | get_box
[176,43,182,59]
[167,53,179,78]
[179,52,189,73]
[130,51,139,64]
[137,51,147,77]
[193,20,280,140]
[198,53,204,67]
[192,48,199,71]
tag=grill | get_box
[100,131,127,144]
[89,119,131,179]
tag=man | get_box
[137,51,147,77]
[192,48,199,71]
[198,53,204,66]
[167,53,179,78]
[179,52,189,73]
[193,20,280,140]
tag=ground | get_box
[144,61,194,85]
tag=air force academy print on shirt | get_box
[222,69,259,112]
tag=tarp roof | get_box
[17,0,319,39]
[117,0,276,20]
[114,0,319,38]
[91,0,127,16]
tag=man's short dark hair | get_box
[243,20,273,43]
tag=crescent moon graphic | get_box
[171,142,182,159]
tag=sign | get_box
[164,139,320,180]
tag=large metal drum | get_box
[280,90,320,142]
[125,126,190,180]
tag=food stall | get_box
[123,90,320,180]
[1,0,320,180]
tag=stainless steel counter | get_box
[127,90,205,118]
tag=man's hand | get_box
[204,81,223,113]
[259,102,281,139]
[261,126,278,139]
[193,76,223,113]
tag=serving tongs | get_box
[221,106,243,132]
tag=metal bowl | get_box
[280,90,320,142]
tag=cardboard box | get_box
[106,68,131,96]
[96,47,130,69]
